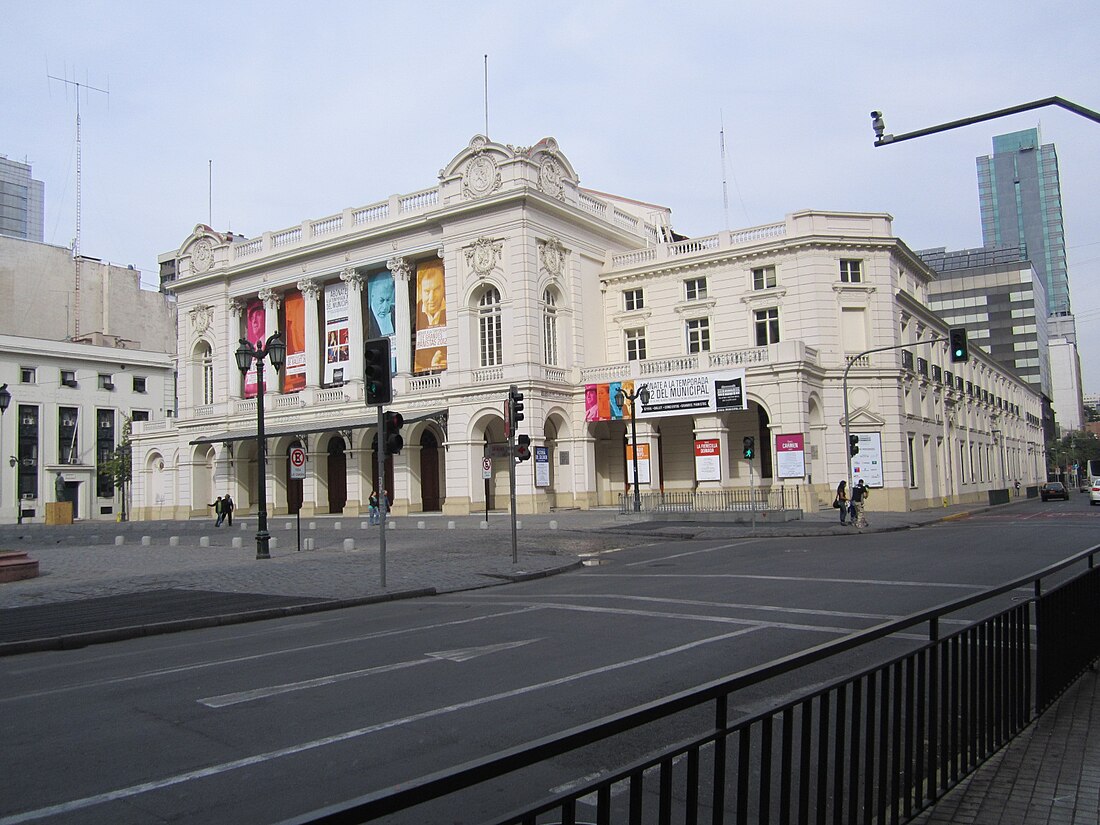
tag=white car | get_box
[1090,479,1100,506]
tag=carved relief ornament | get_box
[465,237,503,279]
[189,304,215,336]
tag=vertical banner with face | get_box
[283,289,306,393]
[243,299,266,398]
[414,260,447,373]
[324,281,351,385]
[367,270,397,373]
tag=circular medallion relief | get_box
[539,157,564,197]
[465,155,497,196]
[192,239,214,273]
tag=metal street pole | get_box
[254,357,271,559]
[377,405,386,587]
[616,384,650,513]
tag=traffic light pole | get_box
[376,404,386,588]
[842,337,946,494]
[508,415,518,565]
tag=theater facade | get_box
[129,135,1046,521]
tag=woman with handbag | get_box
[834,480,849,525]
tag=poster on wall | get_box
[694,439,721,482]
[626,443,651,484]
[584,370,747,422]
[324,282,350,385]
[283,289,306,393]
[534,446,550,487]
[414,259,447,373]
[243,299,266,398]
[775,432,806,478]
[850,432,884,487]
[367,270,397,373]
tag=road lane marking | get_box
[199,639,540,708]
[595,573,1009,590]
[622,539,764,567]
[0,626,765,824]
[0,606,547,704]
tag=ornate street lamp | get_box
[235,332,286,559]
[614,383,650,513]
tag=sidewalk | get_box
[2,498,1095,824]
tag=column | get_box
[227,299,245,397]
[340,267,365,385]
[636,422,662,492]
[258,287,282,394]
[693,415,729,489]
[387,257,413,376]
[297,278,322,388]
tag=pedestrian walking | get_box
[851,479,870,528]
[209,496,224,526]
[1014,479,1021,496]
[834,480,849,525]
[368,490,380,525]
[223,494,234,527]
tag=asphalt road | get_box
[2,497,1098,824]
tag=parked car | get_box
[1089,479,1100,506]
[1040,481,1070,501]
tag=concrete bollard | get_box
[309,522,316,530]
[305,537,315,551]
[333,521,341,531]
[286,522,293,530]
[169,536,179,547]
[141,536,151,546]
[232,537,242,548]
[417,521,426,529]
[448,521,456,530]
[343,538,355,551]
[516,521,522,530]
[268,537,278,550]
[360,521,370,529]
[240,522,248,529]
[549,520,558,530]
[115,536,125,546]
[199,536,210,547]
[387,521,396,530]
[480,521,489,530]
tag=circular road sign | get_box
[290,447,307,479]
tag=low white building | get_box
[129,136,1045,521]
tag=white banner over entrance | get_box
[635,369,746,419]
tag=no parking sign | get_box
[289,447,307,479]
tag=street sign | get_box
[482,457,492,479]
[484,443,512,459]
[289,446,306,480]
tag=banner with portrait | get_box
[283,289,306,393]
[414,259,447,373]
[367,270,397,373]
[324,281,351,385]
[243,299,266,398]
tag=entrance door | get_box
[64,481,80,519]
[327,439,347,514]
[420,431,440,511]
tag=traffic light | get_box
[515,433,532,462]
[383,410,404,455]
[849,434,860,456]
[742,436,755,460]
[509,385,525,425]
[364,337,392,405]
[949,327,969,363]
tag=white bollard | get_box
[549,520,558,530]
[305,537,315,551]
[309,522,316,530]
[240,522,248,529]
[480,521,489,530]
[516,521,522,530]
[199,536,210,547]
[232,537,242,548]
[269,537,278,550]
[286,522,293,530]
[343,538,355,551]
[115,536,125,546]
[417,521,426,530]
[169,536,179,547]
[360,521,370,529]
[387,521,396,530]
[333,521,341,531]
[448,521,456,530]
[141,536,151,546]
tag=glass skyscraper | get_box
[976,128,1070,316]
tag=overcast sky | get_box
[3,1,1099,391]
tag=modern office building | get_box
[128,135,1045,521]
[977,128,1070,317]
[0,155,45,242]
[0,236,177,522]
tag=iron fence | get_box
[279,548,1100,825]
[618,487,800,515]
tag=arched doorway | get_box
[327,437,347,514]
[286,441,304,514]
[420,430,441,511]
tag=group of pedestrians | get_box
[834,479,870,529]
[208,495,235,527]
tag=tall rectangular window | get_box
[17,404,39,500]
[58,406,79,465]
[623,288,644,311]
[840,259,863,283]
[625,328,647,361]
[907,435,917,488]
[97,409,115,498]
[752,266,776,290]
[686,318,711,353]
[542,289,559,366]
[478,288,503,367]
[684,278,707,300]
[754,308,780,346]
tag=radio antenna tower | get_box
[48,69,109,338]
[720,111,730,231]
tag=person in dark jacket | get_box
[222,494,235,527]
[835,481,849,525]
[850,480,870,528]
[209,496,224,526]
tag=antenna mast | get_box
[48,70,109,339]
[719,111,730,232]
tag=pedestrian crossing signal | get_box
[949,328,969,363]
[742,436,755,459]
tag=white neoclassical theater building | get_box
[129,135,1046,522]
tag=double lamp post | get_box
[235,332,286,559]
[614,383,650,513]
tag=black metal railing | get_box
[278,548,1100,825]
[617,486,800,515]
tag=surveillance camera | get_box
[870,111,886,140]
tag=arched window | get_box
[542,288,559,366]
[193,341,214,406]
[202,349,214,405]
[479,287,502,367]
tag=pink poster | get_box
[243,299,266,398]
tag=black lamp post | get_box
[0,383,10,525]
[235,332,286,559]
[615,383,650,513]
